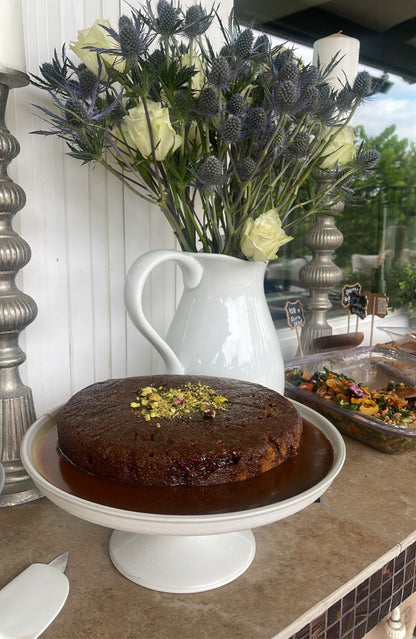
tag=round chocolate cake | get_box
[56,375,302,487]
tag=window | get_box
[262,37,416,328]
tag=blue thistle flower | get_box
[31,47,70,94]
[219,44,234,59]
[118,15,132,32]
[357,148,380,170]
[336,86,355,112]
[119,16,144,63]
[195,156,223,186]
[296,84,320,114]
[279,61,299,84]
[194,87,219,117]
[300,65,319,87]
[265,126,285,152]
[221,117,242,143]
[275,80,298,113]
[245,107,267,131]
[234,28,254,58]
[226,93,246,116]
[183,5,212,36]
[317,82,331,108]
[65,99,88,127]
[335,167,355,190]
[253,34,270,56]
[237,157,256,181]
[41,62,63,85]
[207,56,231,89]
[352,71,373,98]
[273,48,295,70]
[287,131,310,158]
[83,12,154,65]
[157,0,181,36]
[172,90,191,117]
[78,65,98,99]
[147,48,165,69]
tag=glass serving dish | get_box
[377,326,416,355]
[285,346,416,454]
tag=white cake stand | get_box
[21,401,345,593]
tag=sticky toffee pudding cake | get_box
[56,375,303,487]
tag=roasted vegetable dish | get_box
[285,347,416,453]
[286,367,416,427]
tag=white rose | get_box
[319,125,356,169]
[179,54,205,92]
[241,209,293,261]
[119,101,182,161]
[70,19,125,79]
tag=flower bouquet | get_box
[32,0,381,261]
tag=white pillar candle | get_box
[313,33,359,91]
[0,0,26,73]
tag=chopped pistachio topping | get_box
[130,381,228,422]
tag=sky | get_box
[271,37,416,144]
[355,76,416,143]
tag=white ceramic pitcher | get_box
[124,250,285,393]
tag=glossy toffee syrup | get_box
[36,419,333,515]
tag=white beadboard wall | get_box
[8,0,233,417]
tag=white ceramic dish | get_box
[21,401,345,593]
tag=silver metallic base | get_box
[0,65,29,89]
[0,464,43,506]
[299,213,344,355]
[0,72,39,506]
[0,391,43,506]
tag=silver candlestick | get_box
[0,66,41,506]
[299,169,344,355]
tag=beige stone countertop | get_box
[1,436,416,639]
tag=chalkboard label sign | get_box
[349,291,368,320]
[342,283,362,308]
[285,300,305,328]
[365,291,389,318]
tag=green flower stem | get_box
[162,203,197,252]
[141,96,167,196]
[99,161,156,203]
[275,158,315,220]
[101,158,192,249]
[106,129,161,192]
[173,185,210,252]
[106,143,155,193]
[283,169,357,230]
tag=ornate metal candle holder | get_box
[0,66,41,506]
[299,169,344,355]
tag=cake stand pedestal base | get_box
[109,529,256,593]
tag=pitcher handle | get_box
[124,250,203,374]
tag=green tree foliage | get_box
[354,124,416,187]
[387,263,416,315]
[266,124,416,316]
[337,125,416,266]
[338,124,416,306]
[280,124,416,266]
